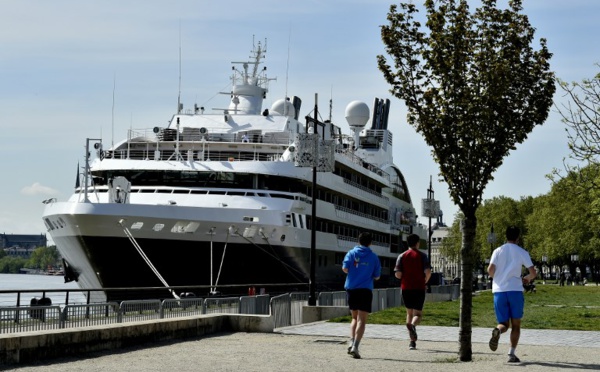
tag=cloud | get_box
[21,183,60,196]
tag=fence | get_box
[0,286,460,334]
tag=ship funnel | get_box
[345,101,370,149]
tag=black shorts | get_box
[401,289,426,311]
[347,288,373,313]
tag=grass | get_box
[329,284,600,331]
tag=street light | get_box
[542,255,548,284]
[487,223,496,258]
[295,94,335,306]
[421,176,439,269]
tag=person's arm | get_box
[373,255,381,281]
[522,266,537,284]
[424,268,432,284]
[395,271,402,280]
[342,267,349,274]
[487,263,496,279]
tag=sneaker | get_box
[507,354,521,363]
[407,323,418,341]
[409,341,416,350]
[347,346,352,354]
[349,347,361,359]
[489,328,500,351]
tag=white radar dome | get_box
[345,101,370,129]
[271,99,296,117]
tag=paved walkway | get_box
[6,323,600,371]
[277,322,600,348]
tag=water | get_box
[0,273,87,307]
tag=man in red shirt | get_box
[394,234,431,350]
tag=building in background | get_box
[428,212,459,284]
[1,233,47,258]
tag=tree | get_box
[527,164,600,280]
[377,0,555,360]
[27,246,60,271]
[556,66,600,166]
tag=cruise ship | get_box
[42,40,426,302]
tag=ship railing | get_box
[341,178,390,203]
[107,148,286,162]
[334,205,388,225]
[335,147,391,183]
[124,128,292,148]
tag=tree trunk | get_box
[458,214,477,361]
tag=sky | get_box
[1,0,599,241]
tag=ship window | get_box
[285,214,292,225]
[140,189,156,193]
[228,191,245,196]
[173,190,190,194]
[243,216,259,222]
[131,222,144,230]
[171,221,200,234]
[191,190,208,194]
[257,193,268,197]
[44,218,54,231]
[152,224,165,232]
[209,190,226,195]
[298,215,304,229]
[271,194,295,200]
[157,189,172,194]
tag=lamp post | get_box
[421,177,438,266]
[487,223,496,258]
[571,253,579,285]
[486,223,496,285]
[421,176,438,292]
[542,255,548,284]
[295,93,335,306]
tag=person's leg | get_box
[490,292,510,351]
[509,318,522,349]
[505,291,524,362]
[349,309,358,342]
[410,290,426,326]
[354,310,369,344]
[349,310,368,358]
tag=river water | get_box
[0,273,87,307]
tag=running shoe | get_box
[409,341,416,350]
[507,354,521,363]
[349,347,361,359]
[489,328,500,351]
[407,323,418,341]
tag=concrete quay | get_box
[3,318,600,371]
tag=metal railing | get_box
[0,286,460,334]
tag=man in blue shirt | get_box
[342,232,381,359]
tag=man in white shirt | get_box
[487,225,537,363]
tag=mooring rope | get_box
[118,219,180,299]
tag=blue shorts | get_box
[493,291,525,323]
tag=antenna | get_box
[329,85,333,122]
[177,20,182,114]
[112,73,116,148]
[284,27,291,116]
